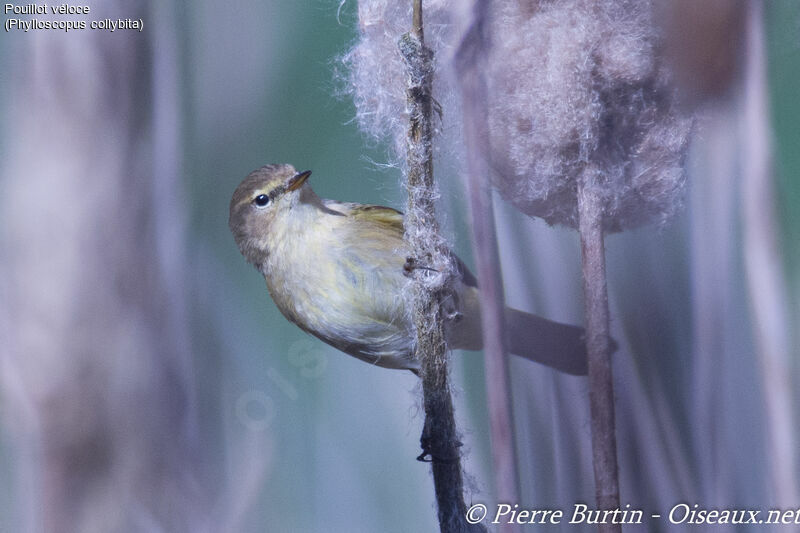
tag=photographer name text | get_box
[465,502,800,526]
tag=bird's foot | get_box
[403,256,439,278]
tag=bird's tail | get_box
[446,285,589,375]
[504,307,588,375]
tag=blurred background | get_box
[1,1,799,532]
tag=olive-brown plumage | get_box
[230,164,588,374]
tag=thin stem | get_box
[401,1,482,531]
[741,0,798,507]
[455,1,521,529]
[578,171,621,533]
[413,0,423,40]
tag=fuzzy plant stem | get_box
[400,1,482,531]
[454,1,521,529]
[578,170,621,533]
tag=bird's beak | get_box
[287,170,312,192]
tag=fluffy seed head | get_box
[485,0,692,232]
[343,0,692,233]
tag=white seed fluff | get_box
[485,0,691,231]
[342,0,459,166]
[344,0,692,233]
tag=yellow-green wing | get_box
[348,204,405,239]
[348,203,478,287]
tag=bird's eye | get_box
[253,194,270,207]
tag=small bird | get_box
[229,164,588,375]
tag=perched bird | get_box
[229,164,588,375]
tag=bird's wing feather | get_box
[348,204,405,238]
[348,203,478,287]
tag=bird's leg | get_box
[404,257,463,323]
[405,257,465,329]
[403,256,439,277]
[440,291,463,323]
[432,96,443,121]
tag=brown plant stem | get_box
[400,1,482,531]
[578,170,621,533]
[454,1,521,530]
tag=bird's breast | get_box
[262,210,416,369]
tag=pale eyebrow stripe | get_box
[268,184,286,200]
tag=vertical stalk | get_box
[400,1,483,531]
[455,1,521,530]
[578,171,621,533]
[741,0,798,507]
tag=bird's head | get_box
[229,164,312,265]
